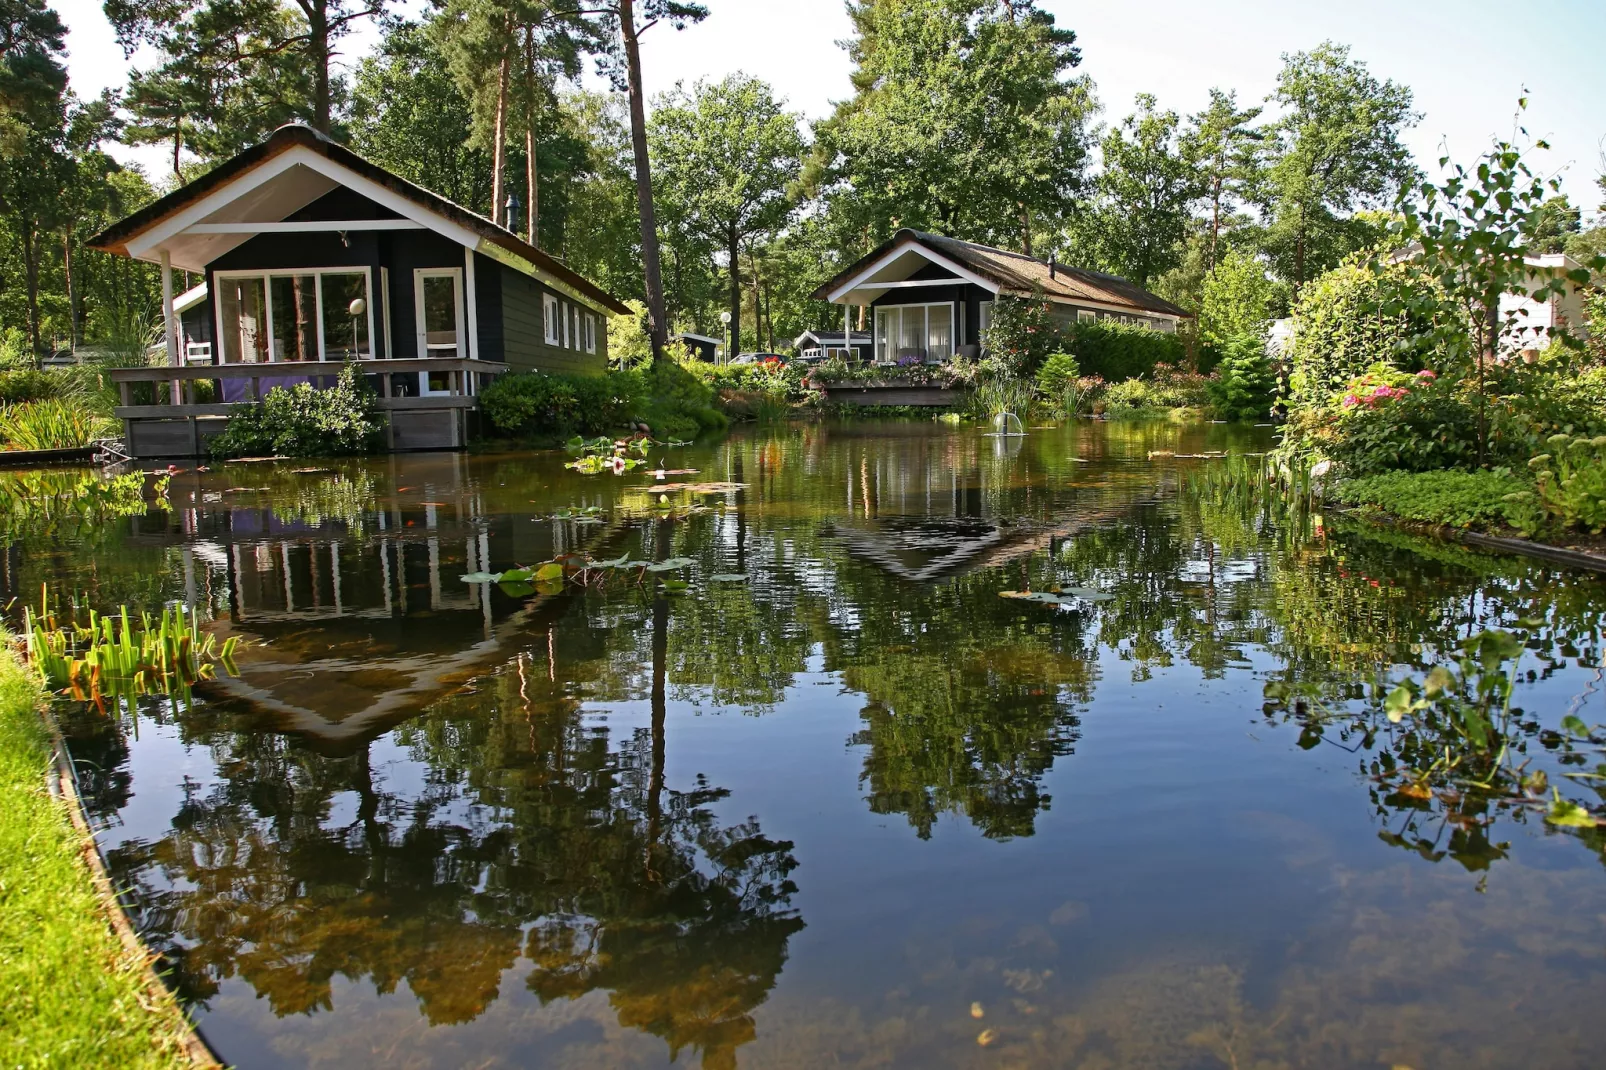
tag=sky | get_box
[51,0,1606,209]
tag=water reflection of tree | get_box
[101,645,803,1067]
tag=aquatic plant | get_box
[21,592,240,710]
[0,398,116,451]
[565,434,651,474]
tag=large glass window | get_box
[420,275,460,357]
[875,302,957,362]
[270,274,318,362]
[218,268,372,363]
[218,276,268,364]
[927,304,952,361]
[874,307,894,361]
[320,272,371,360]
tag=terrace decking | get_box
[110,358,504,458]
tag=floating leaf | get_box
[497,581,535,597]
[709,573,749,583]
[533,562,564,582]
[1061,587,1115,603]
[496,567,534,583]
[1545,790,1601,828]
[1561,714,1592,738]
[660,578,690,593]
[1384,684,1414,723]
[645,557,695,572]
[460,571,501,583]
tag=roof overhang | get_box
[820,236,1000,305]
[90,125,633,317]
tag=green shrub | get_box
[1207,334,1277,422]
[0,370,63,404]
[643,360,727,440]
[1287,260,1445,404]
[1035,351,1079,395]
[209,361,383,459]
[1063,319,1188,381]
[1523,433,1606,534]
[1101,364,1214,417]
[479,369,646,438]
[1287,367,1488,476]
[1334,469,1537,531]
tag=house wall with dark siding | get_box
[200,187,610,375]
[869,281,990,349]
[499,265,608,375]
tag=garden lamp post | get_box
[720,309,732,365]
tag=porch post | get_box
[160,249,178,365]
[463,246,478,364]
[844,302,852,360]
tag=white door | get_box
[414,268,465,396]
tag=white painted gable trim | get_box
[825,238,1001,303]
[127,144,482,261]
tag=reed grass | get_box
[22,591,239,712]
[0,397,116,451]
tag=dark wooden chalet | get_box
[812,229,1189,364]
[89,124,631,457]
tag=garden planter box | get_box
[816,379,970,407]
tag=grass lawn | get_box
[0,642,198,1068]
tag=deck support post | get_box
[844,303,852,361]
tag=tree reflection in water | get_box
[27,424,1606,1068]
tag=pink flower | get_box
[1416,369,1437,380]
[1342,394,1358,408]
[1371,384,1391,397]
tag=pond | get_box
[14,419,1606,1069]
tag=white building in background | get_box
[1500,252,1592,355]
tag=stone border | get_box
[39,704,225,1069]
[1337,507,1606,574]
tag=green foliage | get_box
[479,368,646,438]
[980,295,1058,378]
[968,375,1035,421]
[1287,260,1443,404]
[208,362,383,459]
[608,300,654,370]
[1334,469,1536,531]
[642,359,727,440]
[811,0,1093,250]
[1035,352,1080,409]
[1101,364,1213,417]
[650,73,803,357]
[1207,333,1276,422]
[1067,93,1200,288]
[1524,433,1606,534]
[23,595,239,707]
[1198,248,1277,351]
[0,641,196,1069]
[0,368,65,403]
[0,470,168,540]
[1309,367,1484,475]
[0,397,115,450]
[1063,318,1188,381]
[1257,41,1418,288]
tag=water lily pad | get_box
[497,581,535,597]
[645,557,695,572]
[460,571,501,583]
[1546,791,1601,828]
[1061,587,1115,602]
[660,578,690,593]
[709,573,749,582]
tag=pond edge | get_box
[1337,507,1606,574]
[38,697,225,1069]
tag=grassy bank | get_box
[0,641,197,1068]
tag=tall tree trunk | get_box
[646,515,672,881]
[491,38,511,223]
[619,0,669,363]
[172,120,182,179]
[305,2,333,134]
[21,226,42,363]
[63,233,78,349]
[728,224,742,358]
[1018,202,1033,257]
[1208,165,1223,272]
[523,28,539,244]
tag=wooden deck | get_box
[817,378,971,407]
[109,358,505,458]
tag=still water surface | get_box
[20,420,1606,1069]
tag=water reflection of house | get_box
[136,456,624,752]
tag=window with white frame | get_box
[543,292,560,345]
[1077,309,1096,323]
[561,301,571,349]
[874,302,957,362]
[977,300,994,344]
[215,267,373,363]
[584,312,597,354]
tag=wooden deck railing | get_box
[108,358,507,417]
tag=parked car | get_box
[731,352,787,366]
